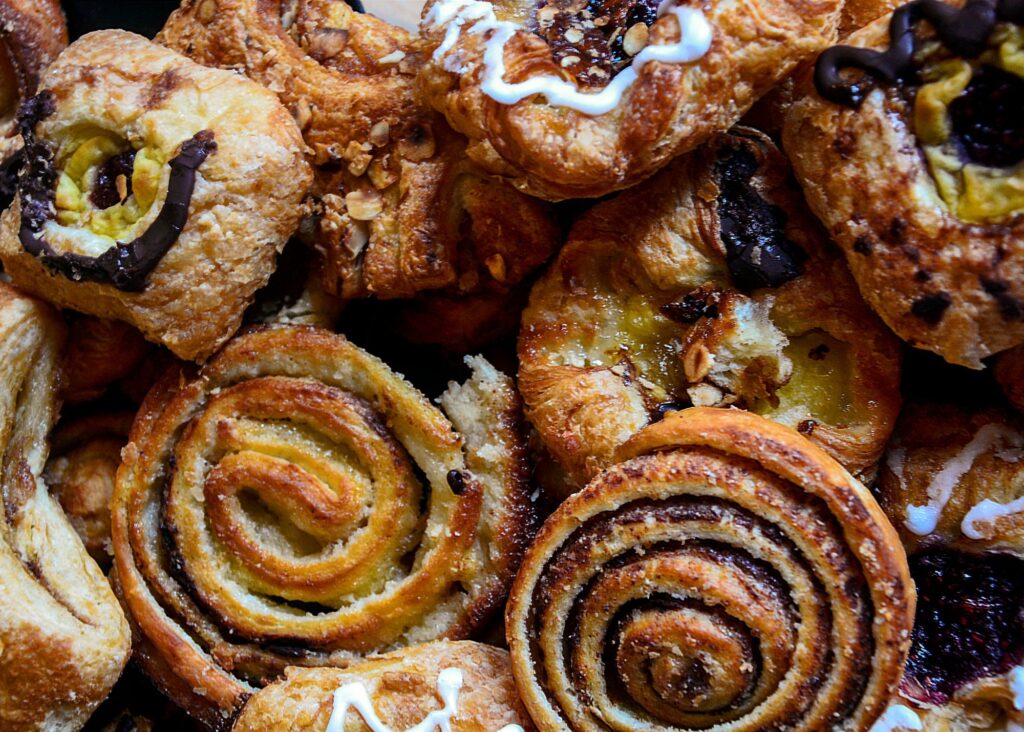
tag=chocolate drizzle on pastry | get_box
[14,92,217,292]
[715,145,806,291]
[814,0,1024,107]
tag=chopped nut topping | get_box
[368,159,398,189]
[622,23,649,57]
[560,55,581,67]
[345,190,383,221]
[564,28,584,44]
[305,28,349,61]
[378,50,406,64]
[293,98,313,131]
[197,0,216,23]
[369,121,390,148]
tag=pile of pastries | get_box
[0,0,1021,730]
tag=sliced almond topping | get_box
[623,23,649,57]
[345,190,383,221]
[369,121,390,148]
[564,28,584,44]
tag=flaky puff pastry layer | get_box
[417,0,842,201]
[111,325,534,729]
[158,0,558,305]
[0,0,66,165]
[0,31,311,361]
[234,641,534,731]
[783,12,1024,369]
[876,402,1024,731]
[507,408,914,732]
[0,282,130,731]
[519,127,901,493]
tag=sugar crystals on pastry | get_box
[111,325,534,728]
[233,641,533,731]
[0,30,312,361]
[876,400,1024,731]
[416,0,844,201]
[158,0,559,311]
[0,281,130,730]
[519,126,902,492]
[784,0,1024,368]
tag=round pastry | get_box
[111,325,534,729]
[0,281,131,730]
[876,401,1024,731]
[0,0,67,175]
[519,127,902,491]
[0,30,312,361]
[506,407,915,731]
[60,315,149,404]
[44,411,133,568]
[416,0,843,201]
[233,641,534,731]
[158,0,559,307]
[783,0,1024,368]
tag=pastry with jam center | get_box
[876,401,1024,730]
[784,0,1024,368]
[417,0,845,200]
[0,30,312,361]
[518,127,901,493]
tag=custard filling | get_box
[915,25,1024,223]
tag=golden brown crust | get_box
[44,411,133,568]
[783,11,1024,368]
[0,281,131,730]
[233,641,535,731]
[877,401,1024,557]
[0,0,67,163]
[158,0,558,304]
[506,407,915,731]
[0,30,312,361]
[60,316,150,404]
[417,0,842,200]
[111,325,534,728]
[838,0,904,37]
[518,127,901,492]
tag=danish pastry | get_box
[0,282,131,730]
[876,401,1024,731]
[784,0,1024,368]
[158,0,559,304]
[506,407,915,731]
[233,641,533,731]
[519,127,902,490]
[111,325,534,728]
[44,411,133,568]
[0,0,66,175]
[0,30,312,361]
[416,0,843,201]
[60,315,149,404]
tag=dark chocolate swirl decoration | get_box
[815,0,1024,106]
[14,91,216,292]
[506,407,915,731]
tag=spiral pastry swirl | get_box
[0,282,130,730]
[507,407,914,731]
[112,325,533,729]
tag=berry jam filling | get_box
[714,146,805,292]
[903,549,1024,706]
[948,65,1024,169]
[90,150,136,210]
[532,0,660,87]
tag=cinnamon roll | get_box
[416,0,843,201]
[876,401,1024,731]
[507,407,915,731]
[0,31,312,361]
[784,0,1024,368]
[111,325,534,729]
[61,315,149,404]
[44,411,133,568]
[158,0,559,304]
[233,641,534,731]
[0,282,131,730]
[0,0,66,176]
[519,127,902,492]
